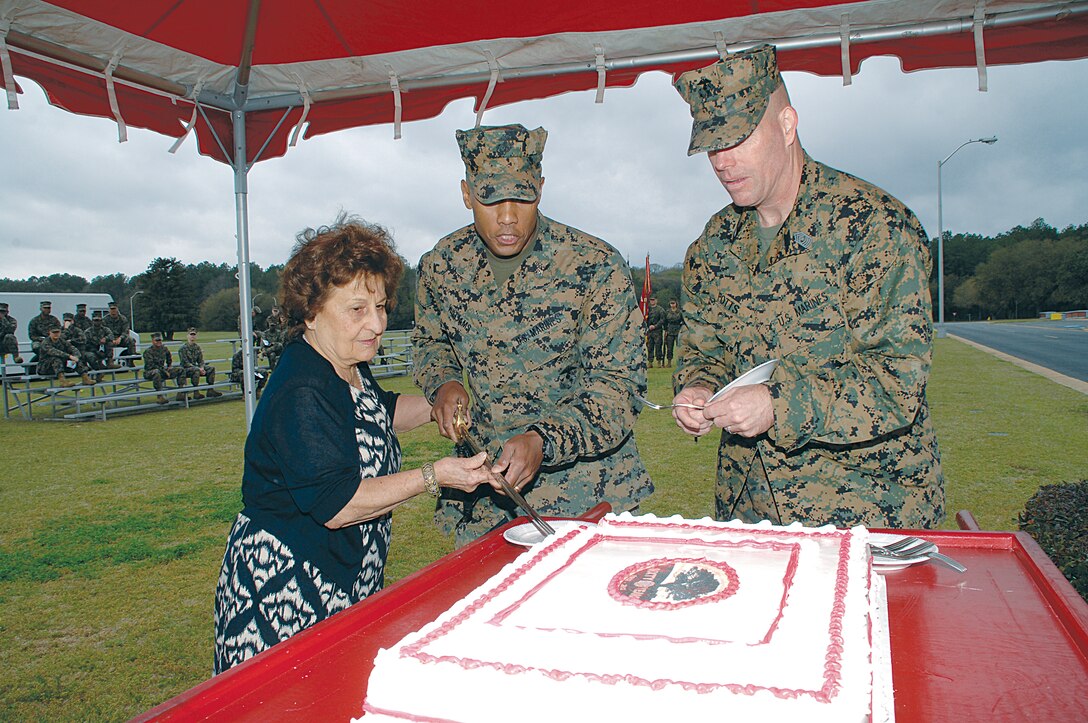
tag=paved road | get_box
[943,320,1088,383]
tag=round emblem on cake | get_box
[607,557,740,610]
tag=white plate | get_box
[869,533,938,572]
[503,520,593,547]
[706,359,779,404]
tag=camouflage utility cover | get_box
[414,214,652,543]
[456,124,546,204]
[674,44,781,156]
[674,154,944,529]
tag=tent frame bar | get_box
[230,1,1088,111]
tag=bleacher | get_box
[2,329,415,421]
[370,329,413,378]
[2,354,243,421]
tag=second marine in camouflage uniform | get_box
[85,312,117,369]
[672,45,943,529]
[414,124,652,545]
[663,299,682,366]
[178,328,222,398]
[143,333,184,403]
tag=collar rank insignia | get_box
[792,232,815,250]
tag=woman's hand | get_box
[434,452,498,493]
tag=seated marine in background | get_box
[178,327,222,399]
[142,331,185,405]
[37,326,93,387]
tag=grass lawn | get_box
[1,336,1085,720]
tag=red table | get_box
[134,506,1088,722]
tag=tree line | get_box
[628,218,1087,322]
[2,218,1084,336]
[933,218,1087,321]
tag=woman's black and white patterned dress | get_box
[214,343,401,674]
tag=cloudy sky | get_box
[1,55,1085,280]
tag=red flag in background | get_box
[639,254,651,319]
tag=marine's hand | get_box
[431,381,469,441]
[492,431,544,492]
[434,452,494,493]
[672,385,714,436]
[703,383,774,437]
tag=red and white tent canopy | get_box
[2,0,1086,423]
[3,0,1086,166]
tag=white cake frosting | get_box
[361,513,889,722]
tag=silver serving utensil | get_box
[871,538,966,573]
[877,535,928,553]
[453,403,556,538]
[634,394,704,410]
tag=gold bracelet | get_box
[422,462,439,497]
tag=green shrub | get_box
[1018,480,1088,601]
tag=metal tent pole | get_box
[233,108,257,428]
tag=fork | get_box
[634,394,705,410]
[871,537,967,572]
[875,536,927,554]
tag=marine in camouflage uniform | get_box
[0,303,24,364]
[37,327,94,386]
[103,302,136,364]
[263,307,285,370]
[178,328,222,399]
[231,345,266,394]
[72,303,93,333]
[61,313,98,370]
[142,332,184,403]
[671,45,943,530]
[27,301,61,359]
[85,312,117,369]
[645,296,666,367]
[414,124,652,546]
[663,299,682,366]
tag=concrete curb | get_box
[946,334,1088,395]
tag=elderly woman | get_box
[214,216,497,673]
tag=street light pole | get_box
[130,290,145,332]
[937,136,997,335]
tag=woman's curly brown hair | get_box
[280,213,404,340]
